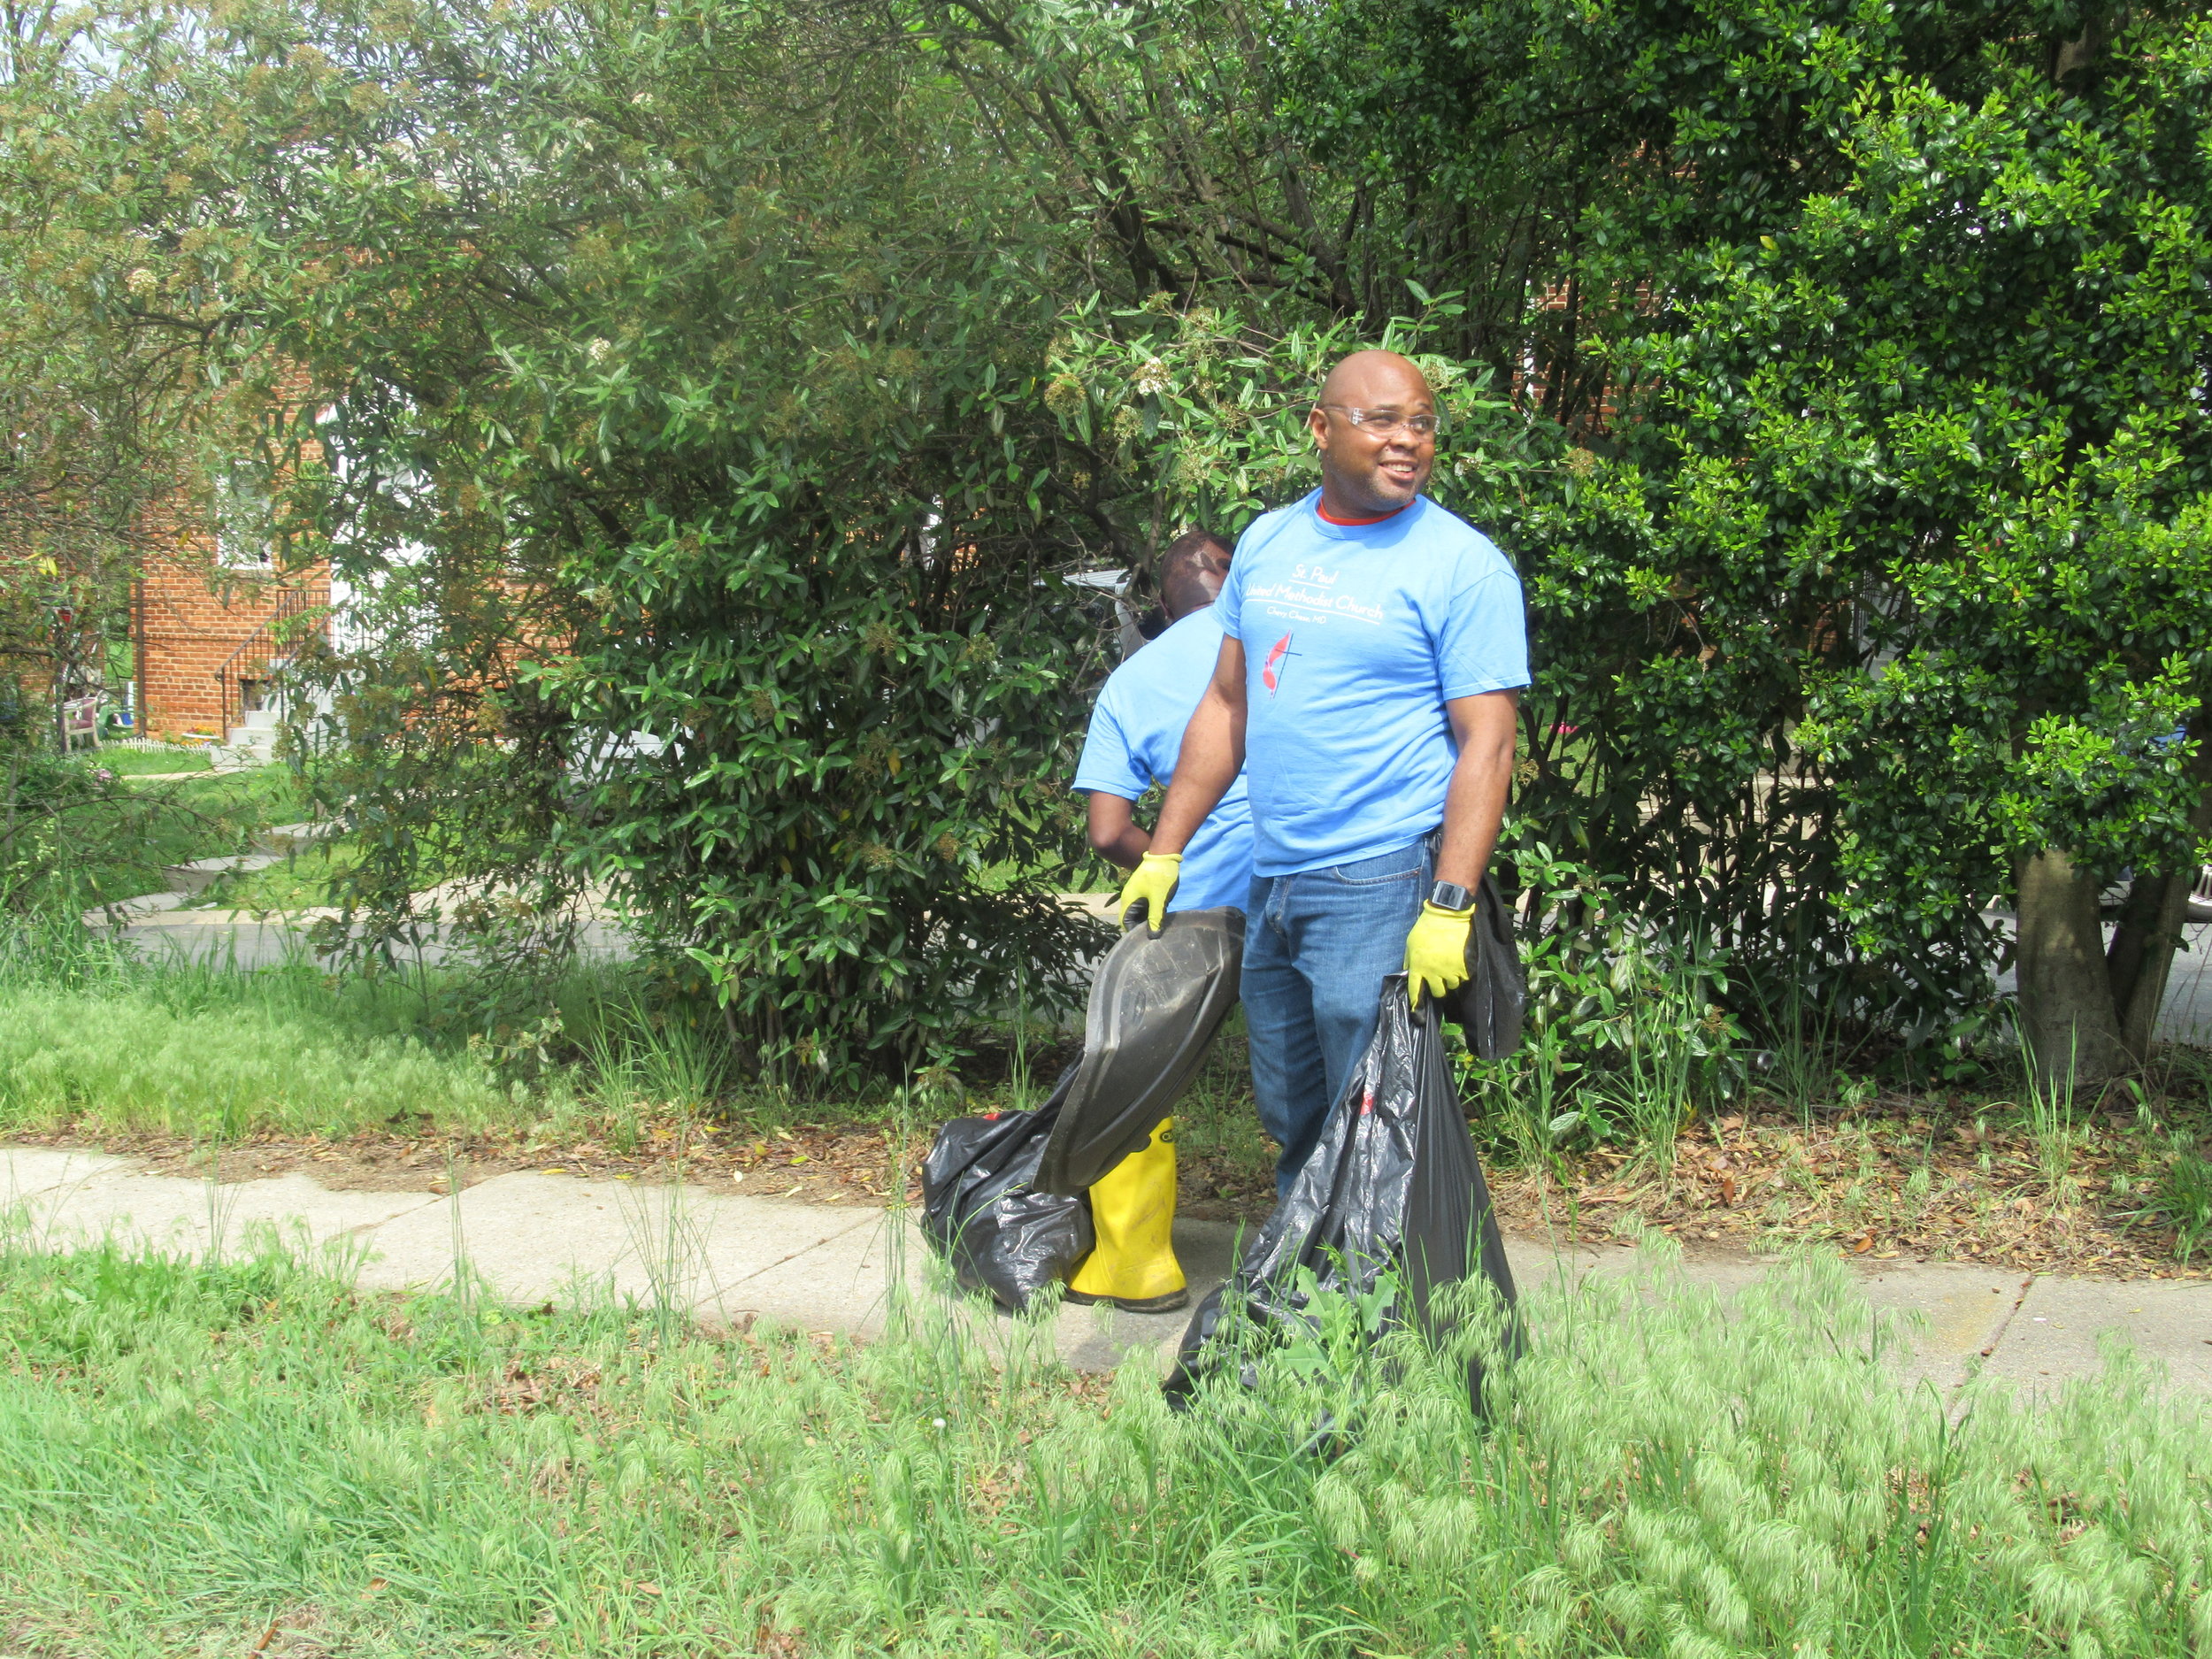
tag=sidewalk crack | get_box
[341,1194,445,1237]
[716,1213,879,1293]
[1978,1274,2036,1359]
[1949,1272,2035,1417]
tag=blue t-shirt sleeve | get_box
[1215,556,1245,639]
[1435,564,1532,700]
[1071,687,1148,799]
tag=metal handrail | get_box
[214,586,311,736]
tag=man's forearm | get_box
[1149,687,1244,856]
[1086,794,1152,870]
[1433,692,1520,890]
[1433,758,1510,889]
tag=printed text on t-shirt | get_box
[1241,574,1386,627]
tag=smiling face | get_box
[1307,350,1437,517]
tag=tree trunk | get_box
[2108,861,2193,1063]
[2107,733,2212,1061]
[2014,847,2128,1089]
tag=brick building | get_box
[134,553,330,741]
[132,368,334,743]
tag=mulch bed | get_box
[1486,1101,2207,1279]
[4,1120,904,1209]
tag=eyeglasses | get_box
[1315,403,1443,439]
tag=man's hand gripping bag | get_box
[1438,872,1525,1060]
[1164,976,1518,1409]
[920,1068,1094,1312]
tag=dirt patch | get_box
[1173,1148,1278,1223]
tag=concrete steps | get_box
[161,851,281,895]
[219,707,281,766]
[256,820,339,855]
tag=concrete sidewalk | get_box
[6,1144,2208,1395]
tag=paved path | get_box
[6,1146,2206,1396]
[110,909,637,970]
[104,891,1114,972]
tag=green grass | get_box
[0,1237,2205,1656]
[88,744,214,775]
[190,835,364,910]
[0,975,534,1140]
[0,933,549,1141]
[0,922,818,1148]
[23,760,306,909]
[128,765,303,857]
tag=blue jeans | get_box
[1242,839,1431,1194]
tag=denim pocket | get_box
[1324,843,1428,887]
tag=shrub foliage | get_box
[4,0,2208,1075]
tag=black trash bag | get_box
[1437,872,1525,1061]
[1164,976,1517,1409]
[920,1068,1094,1312]
[1035,906,1244,1196]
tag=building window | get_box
[214,461,275,568]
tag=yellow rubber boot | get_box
[1067,1118,1187,1312]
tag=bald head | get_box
[1317,349,1434,410]
[1309,350,1438,517]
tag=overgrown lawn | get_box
[0,1240,2203,1655]
[0,943,538,1142]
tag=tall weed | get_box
[2148,1136,2212,1261]
[0,920,560,1140]
[0,1236,2205,1656]
[572,991,730,1149]
[1463,842,1744,1175]
[2012,1017,2087,1194]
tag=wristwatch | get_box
[1428,879,1473,912]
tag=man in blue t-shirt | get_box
[1116,350,1530,1192]
[1073,530,1254,913]
[1064,528,1252,1311]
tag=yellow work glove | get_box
[1115,851,1182,934]
[1403,900,1474,1010]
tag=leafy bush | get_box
[1442,837,1746,1169]
[47,2,1123,1087]
[1054,54,2212,1059]
[1048,0,2212,1071]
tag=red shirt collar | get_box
[1315,497,1411,526]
